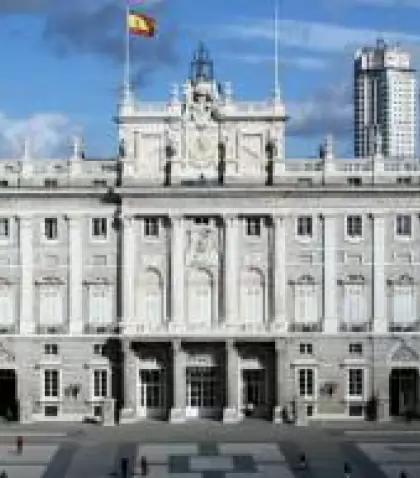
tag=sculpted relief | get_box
[186,228,219,266]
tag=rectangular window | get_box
[93,369,108,399]
[44,179,58,188]
[245,218,261,237]
[44,218,58,240]
[193,217,210,226]
[297,216,312,237]
[347,177,362,186]
[298,368,314,398]
[43,369,59,399]
[39,287,63,326]
[299,343,313,355]
[346,215,363,238]
[92,218,108,239]
[44,343,59,356]
[349,343,363,355]
[0,219,9,238]
[343,284,366,326]
[89,286,113,325]
[348,368,364,398]
[144,218,159,237]
[93,344,104,356]
[396,215,411,237]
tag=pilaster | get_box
[323,214,337,333]
[273,214,286,330]
[170,215,185,328]
[224,214,239,325]
[273,338,288,423]
[372,214,386,333]
[223,339,241,422]
[170,340,186,422]
[122,216,136,328]
[67,215,83,335]
[19,216,34,335]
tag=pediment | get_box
[391,343,419,363]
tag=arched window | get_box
[293,275,317,324]
[140,269,164,325]
[391,275,416,326]
[187,269,212,326]
[240,269,265,324]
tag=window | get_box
[294,278,318,325]
[0,284,14,327]
[93,344,104,356]
[299,343,313,355]
[396,215,411,237]
[187,269,212,326]
[144,218,159,237]
[240,269,265,324]
[245,218,261,237]
[44,218,58,240]
[297,216,312,238]
[43,369,59,399]
[141,269,164,325]
[343,283,366,326]
[44,343,59,356]
[92,180,107,187]
[88,285,113,325]
[193,217,210,226]
[44,179,58,188]
[298,368,314,398]
[397,177,411,184]
[349,343,363,355]
[392,279,416,326]
[0,180,8,187]
[44,405,58,417]
[0,219,9,238]
[92,218,108,239]
[39,286,63,326]
[348,368,364,398]
[93,369,108,399]
[346,215,363,238]
[347,177,362,186]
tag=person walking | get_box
[16,436,23,455]
[344,462,352,478]
[140,456,149,476]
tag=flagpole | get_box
[274,0,280,100]
[124,2,131,100]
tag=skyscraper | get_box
[354,39,416,158]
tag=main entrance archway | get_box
[0,369,18,421]
[389,368,419,417]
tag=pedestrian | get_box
[297,453,307,470]
[140,456,149,476]
[16,436,23,455]
[344,461,352,478]
[0,470,8,478]
[120,457,128,478]
[399,471,408,478]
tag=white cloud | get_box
[0,112,72,158]
[218,19,420,53]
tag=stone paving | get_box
[0,424,418,477]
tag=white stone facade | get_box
[0,46,418,424]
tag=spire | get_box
[190,42,214,83]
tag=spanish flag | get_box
[128,11,156,37]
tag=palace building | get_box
[0,44,419,424]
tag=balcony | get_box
[0,324,17,334]
[83,324,117,335]
[36,325,67,335]
[289,322,322,333]
[340,322,370,333]
[389,321,420,333]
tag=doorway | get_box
[0,369,18,421]
[137,368,166,418]
[390,368,419,417]
[241,369,267,417]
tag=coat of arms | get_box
[187,228,218,265]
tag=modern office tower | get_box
[354,39,416,158]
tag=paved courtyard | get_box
[0,422,418,477]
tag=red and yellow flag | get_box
[128,11,156,37]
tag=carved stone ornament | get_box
[0,341,15,362]
[187,228,218,266]
[391,343,419,363]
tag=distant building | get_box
[0,44,418,425]
[354,39,416,158]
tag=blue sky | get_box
[0,0,420,158]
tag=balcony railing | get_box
[36,325,67,335]
[389,321,420,332]
[340,322,370,333]
[289,322,322,333]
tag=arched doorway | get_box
[389,368,419,417]
[0,369,18,421]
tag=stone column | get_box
[223,340,241,422]
[273,214,286,330]
[122,216,136,329]
[170,216,185,329]
[170,340,186,422]
[323,214,337,333]
[68,215,83,334]
[19,216,34,335]
[372,214,387,333]
[224,215,239,325]
[273,338,288,423]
